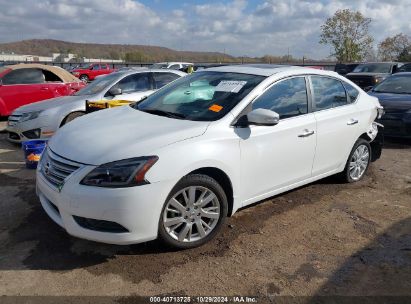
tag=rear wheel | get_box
[158,174,228,249]
[340,139,371,183]
[79,74,89,83]
[62,112,85,126]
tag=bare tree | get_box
[320,9,373,62]
[378,33,410,61]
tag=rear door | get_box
[310,76,360,176]
[0,68,53,114]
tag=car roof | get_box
[204,64,335,77]
[110,68,187,78]
[5,63,81,83]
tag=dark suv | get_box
[334,63,360,76]
[345,62,403,90]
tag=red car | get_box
[0,63,85,116]
[71,63,115,82]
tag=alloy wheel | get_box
[349,144,370,181]
[163,186,221,243]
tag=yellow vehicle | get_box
[85,100,133,113]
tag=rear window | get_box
[342,82,359,103]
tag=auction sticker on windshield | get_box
[209,104,223,112]
[215,80,247,93]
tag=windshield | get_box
[151,63,168,69]
[373,76,411,94]
[74,73,120,96]
[352,63,392,73]
[135,71,265,121]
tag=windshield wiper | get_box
[140,108,186,119]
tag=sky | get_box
[0,0,410,59]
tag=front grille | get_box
[346,75,374,89]
[40,148,81,189]
[8,114,22,126]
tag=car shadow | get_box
[0,166,345,276]
[307,216,411,301]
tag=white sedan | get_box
[36,65,383,248]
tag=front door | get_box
[238,76,316,205]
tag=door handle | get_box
[347,119,359,125]
[40,87,50,91]
[298,129,315,137]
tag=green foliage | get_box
[320,9,373,62]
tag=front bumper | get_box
[6,118,55,143]
[36,163,176,245]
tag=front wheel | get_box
[340,138,371,183]
[158,174,228,249]
[79,74,89,83]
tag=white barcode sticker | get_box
[215,80,247,93]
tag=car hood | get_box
[368,92,411,110]
[49,105,209,165]
[12,95,99,114]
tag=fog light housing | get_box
[22,128,41,139]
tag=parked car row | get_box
[2,64,384,249]
[7,68,186,142]
[1,61,410,250]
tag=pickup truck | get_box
[345,62,403,90]
[71,63,115,82]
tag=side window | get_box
[101,64,108,69]
[2,68,45,85]
[42,70,63,82]
[153,72,180,89]
[92,65,100,70]
[342,81,359,103]
[114,73,151,94]
[311,76,347,111]
[168,64,180,70]
[252,77,308,119]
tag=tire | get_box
[158,174,228,249]
[62,112,85,126]
[339,138,371,183]
[79,74,89,83]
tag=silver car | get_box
[7,69,186,143]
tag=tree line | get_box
[320,9,411,63]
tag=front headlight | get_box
[80,156,158,188]
[374,76,386,84]
[20,111,42,122]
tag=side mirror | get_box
[235,108,280,127]
[108,87,122,96]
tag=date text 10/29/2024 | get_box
[149,296,258,303]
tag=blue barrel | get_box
[22,140,47,169]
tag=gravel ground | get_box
[0,118,410,303]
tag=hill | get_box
[0,39,239,63]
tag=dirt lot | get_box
[0,118,410,302]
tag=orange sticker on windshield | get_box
[209,104,223,112]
